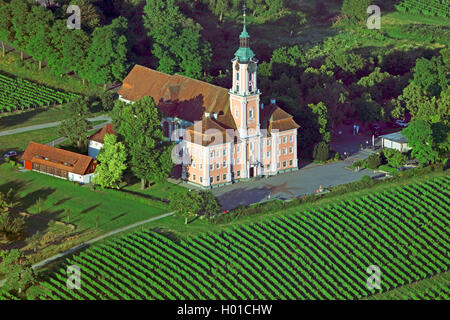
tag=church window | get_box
[249,109,253,119]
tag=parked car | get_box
[3,151,18,159]
[395,119,409,127]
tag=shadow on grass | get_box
[80,203,101,215]
[110,212,127,222]
[151,227,181,244]
[18,187,56,213]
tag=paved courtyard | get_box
[211,156,376,211]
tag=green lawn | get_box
[0,105,106,132]
[0,120,107,153]
[0,164,169,234]
[121,178,186,202]
[0,106,69,131]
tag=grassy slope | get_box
[0,106,69,131]
[0,106,106,132]
[0,121,107,152]
[0,164,169,233]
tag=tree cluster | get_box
[169,190,221,224]
[0,0,129,86]
[0,189,25,242]
[112,96,174,189]
[143,0,212,79]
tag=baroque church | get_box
[118,13,299,188]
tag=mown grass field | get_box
[38,175,449,299]
[0,163,171,265]
[0,164,169,233]
[0,121,106,152]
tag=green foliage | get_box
[10,0,31,58]
[143,0,212,79]
[112,96,173,188]
[0,249,39,298]
[100,90,118,111]
[353,93,383,123]
[62,0,103,32]
[396,0,450,18]
[382,148,407,168]
[93,134,128,189]
[367,152,382,169]
[169,190,202,224]
[313,141,330,162]
[413,56,448,98]
[0,73,79,112]
[308,102,331,143]
[0,189,24,241]
[24,5,53,70]
[401,119,440,164]
[0,1,13,56]
[325,50,366,76]
[57,97,92,151]
[360,175,373,185]
[82,17,129,85]
[341,0,372,22]
[198,190,221,218]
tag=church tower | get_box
[230,6,261,139]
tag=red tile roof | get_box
[118,65,232,124]
[88,124,116,144]
[118,65,299,145]
[261,103,300,134]
[22,142,95,175]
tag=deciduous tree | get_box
[112,97,173,189]
[93,134,127,189]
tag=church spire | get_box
[235,3,255,62]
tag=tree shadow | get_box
[110,212,126,221]
[18,187,56,212]
[150,227,181,244]
[53,197,72,206]
[0,180,29,198]
[80,203,101,215]
[215,185,270,211]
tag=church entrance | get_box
[249,166,255,178]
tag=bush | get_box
[367,153,381,169]
[100,91,118,111]
[353,159,367,168]
[360,175,373,185]
[342,0,372,22]
[382,148,407,168]
[313,142,330,162]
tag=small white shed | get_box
[380,132,411,153]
